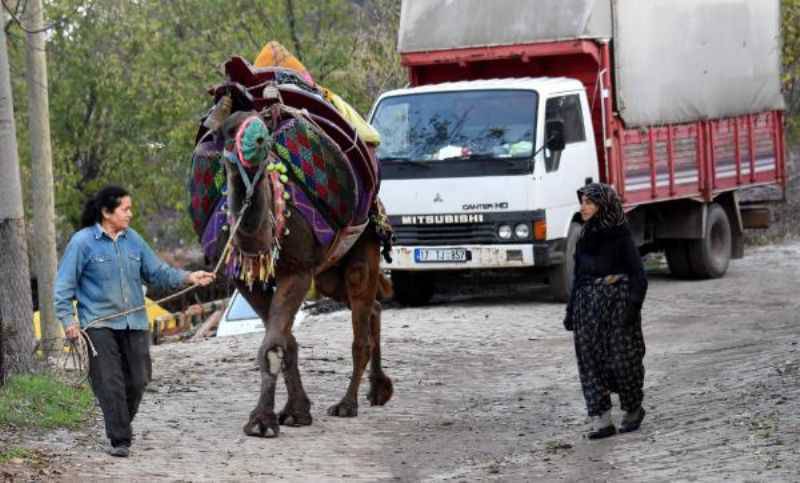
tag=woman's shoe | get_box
[587,410,616,440]
[619,407,646,433]
[107,445,130,457]
[588,424,617,439]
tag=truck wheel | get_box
[687,203,732,278]
[549,221,582,302]
[664,240,693,279]
[391,271,435,306]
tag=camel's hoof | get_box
[243,410,280,438]
[279,409,313,427]
[327,400,358,417]
[367,375,394,407]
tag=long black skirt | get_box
[571,275,645,416]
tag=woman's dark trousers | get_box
[86,328,151,448]
[572,278,645,416]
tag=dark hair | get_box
[80,185,130,228]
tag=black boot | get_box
[619,407,646,433]
[587,410,616,440]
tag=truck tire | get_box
[664,240,693,279]
[391,271,435,306]
[687,203,732,279]
[549,221,582,302]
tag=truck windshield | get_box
[372,89,537,178]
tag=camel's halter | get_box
[225,114,271,204]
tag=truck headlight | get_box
[514,223,530,239]
[497,224,512,240]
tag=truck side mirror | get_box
[544,119,565,171]
[545,119,566,152]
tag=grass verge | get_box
[0,374,93,430]
[0,447,34,464]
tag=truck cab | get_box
[371,78,598,304]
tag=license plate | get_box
[414,248,470,263]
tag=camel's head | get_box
[221,110,274,256]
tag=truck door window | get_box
[544,94,585,172]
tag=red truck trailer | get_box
[370,0,786,303]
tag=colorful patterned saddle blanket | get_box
[189,57,380,269]
[274,116,359,231]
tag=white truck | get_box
[370,0,787,305]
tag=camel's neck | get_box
[234,175,274,246]
[227,173,284,287]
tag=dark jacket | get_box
[569,223,648,309]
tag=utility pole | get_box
[24,0,60,355]
[0,8,36,378]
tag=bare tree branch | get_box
[284,0,302,60]
[236,9,263,55]
[2,0,53,34]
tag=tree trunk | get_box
[0,220,36,378]
[0,10,36,379]
[24,0,61,355]
[0,310,4,385]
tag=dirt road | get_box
[4,240,800,482]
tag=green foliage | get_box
[347,0,406,112]
[0,374,93,430]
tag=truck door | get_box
[537,93,598,240]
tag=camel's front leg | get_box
[243,341,283,438]
[367,300,394,407]
[278,333,313,427]
[328,261,376,417]
[241,272,311,437]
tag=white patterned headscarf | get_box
[577,183,626,233]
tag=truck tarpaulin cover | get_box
[398,0,612,52]
[398,0,784,127]
[613,0,784,127]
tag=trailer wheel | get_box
[391,271,435,306]
[549,221,582,302]
[664,240,693,279]
[688,203,732,278]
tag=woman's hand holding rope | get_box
[185,271,216,286]
[65,323,80,341]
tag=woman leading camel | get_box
[54,185,215,457]
[563,183,648,439]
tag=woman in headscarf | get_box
[563,183,648,439]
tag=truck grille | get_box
[393,223,498,245]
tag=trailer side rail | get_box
[614,111,785,206]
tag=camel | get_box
[192,60,394,438]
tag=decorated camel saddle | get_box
[189,55,388,280]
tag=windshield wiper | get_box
[456,153,525,167]
[380,157,432,169]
